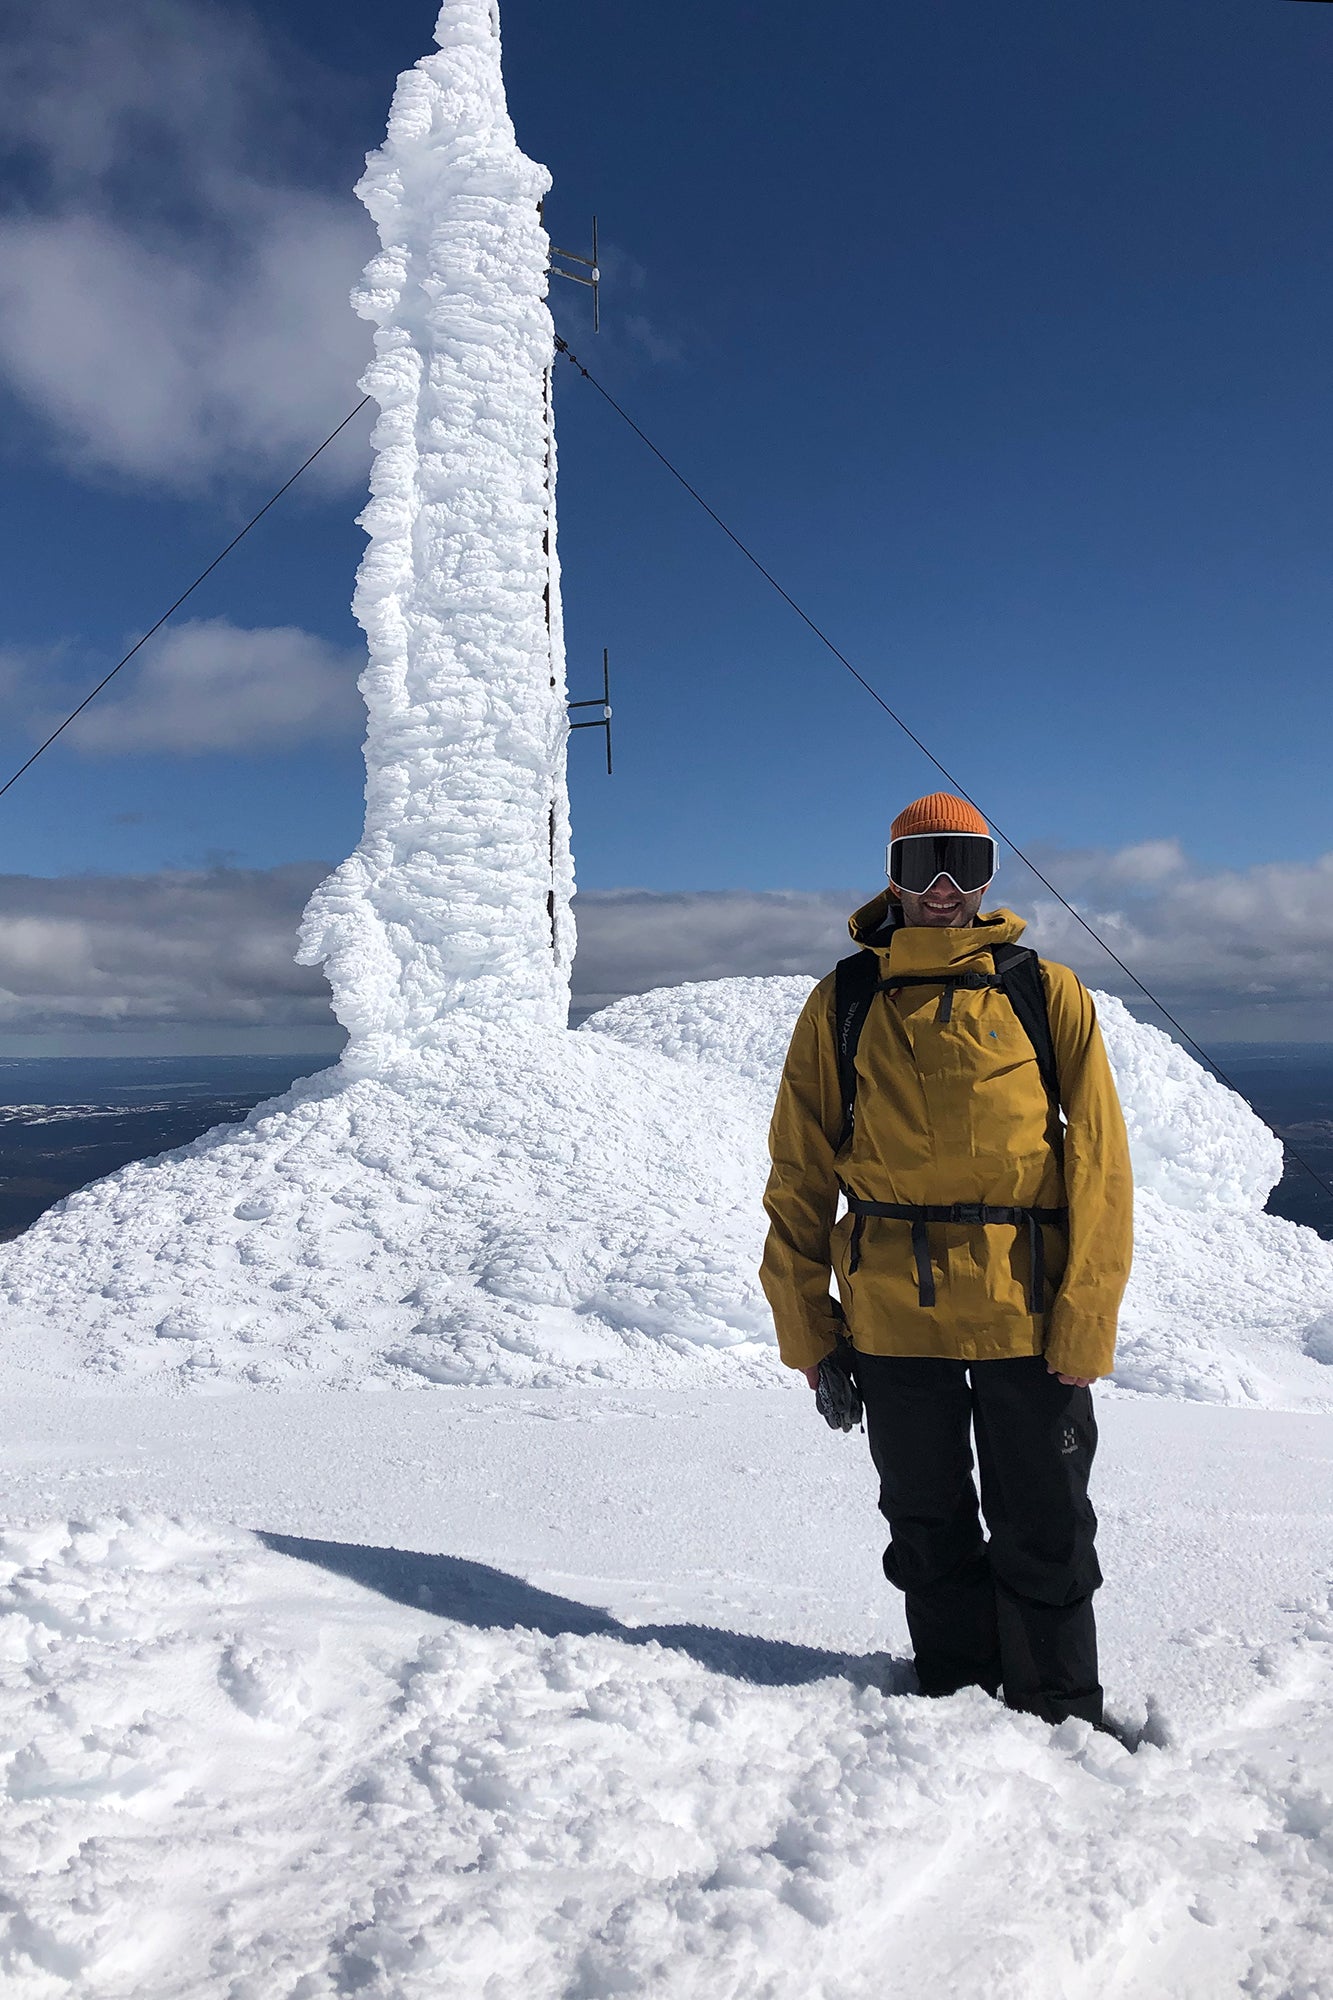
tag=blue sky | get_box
[0,0,1331,1044]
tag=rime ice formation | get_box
[297,0,574,1055]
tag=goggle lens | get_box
[887,834,997,896]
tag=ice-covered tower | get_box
[299,0,575,1059]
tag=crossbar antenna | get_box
[546,211,601,332]
[568,648,613,774]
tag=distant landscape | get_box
[0,1056,335,1240]
[1208,1045,1333,1238]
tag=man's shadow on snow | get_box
[256,1532,911,1693]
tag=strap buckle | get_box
[951,1203,987,1225]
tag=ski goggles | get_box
[887,833,997,896]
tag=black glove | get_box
[814,1342,863,1433]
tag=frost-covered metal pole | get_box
[299,0,575,1058]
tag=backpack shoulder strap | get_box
[833,949,882,1148]
[990,943,1062,1112]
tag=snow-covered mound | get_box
[588,978,1333,1407]
[585,980,1286,1219]
[1094,993,1285,1213]
[581,974,818,1093]
[0,975,1331,1409]
[0,1020,775,1393]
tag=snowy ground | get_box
[2,1386,1333,1997]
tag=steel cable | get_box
[554,333,1333,1210]
[0,398,371,804]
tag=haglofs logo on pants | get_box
[1061,1424,1078,1456]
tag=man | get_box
[760,791,1133,1727]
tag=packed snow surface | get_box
[0,973,1329,1409]
[3,1390,1333,1998]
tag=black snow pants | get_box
[852,1351,1103,1727]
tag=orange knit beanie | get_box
[890,791,989,839]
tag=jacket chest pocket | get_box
[957,1013,1037,1083]
[903,991,1032,1082]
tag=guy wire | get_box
[553,333,1333,1209]
[0,398,372,805]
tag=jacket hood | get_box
[848,890,1028,970]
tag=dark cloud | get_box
[572,847,1333,1040]
[1016,839,1333,1038]
[569,889,856,1015]
[1,843,1330,1054]
[0,864,341,1051]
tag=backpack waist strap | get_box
[842,1195,1068,1314]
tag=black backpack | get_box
[832,941,1062,1150]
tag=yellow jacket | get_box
[760,896,1133,1381]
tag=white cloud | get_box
[0,0,374,487]
[1101,838,1189,887]
[0,0,273,191]
[73,619,362,755]
[1,619,364,755]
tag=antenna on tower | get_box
[568,649,613,774]
[545,211,601,332]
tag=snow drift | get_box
[0,975,1329,1410]
[589,979,1333,1409]
[4,1498,1333,1999]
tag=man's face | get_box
[896,874,988,927]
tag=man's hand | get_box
[1047,1363,1097,1389]
[803,1365,821,1390]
